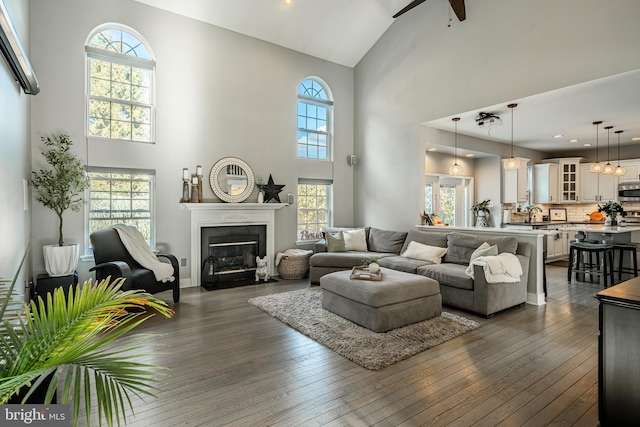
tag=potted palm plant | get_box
[471,199,492,227]
[0,248,174,426]
[31,134,90,277]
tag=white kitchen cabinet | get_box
[618,160,640,182]
[533,163,559,203]
[546,225,570,261]
[580,164,618,202]
[502,158,530,204]
[558,159,581,203]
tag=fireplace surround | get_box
[182,203,287,287]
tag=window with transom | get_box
[297,78,333,160]
[85,25,155,143]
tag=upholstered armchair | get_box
[89,228,180,303]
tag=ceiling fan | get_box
[393,0,466,21]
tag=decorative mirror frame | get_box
[209,157,255,203]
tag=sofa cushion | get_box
[326,231,346,252]
[469,242,498,264]
[367,228,408,254]
[400,229,448,254]
[343,228,368,251]
[401,241,447,264]
[444,233,518,265]
[377,255,432,274]
[417,263,474,291]
[310,251,393,269]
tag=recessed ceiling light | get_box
[583,143,592,147]
[633,137,640,141]
[426,147,437,152]
[284,0,292,5]
[553,134,563,138]
[569,139,578,143]
[465,154,474,157]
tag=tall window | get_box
[297,180,332,241]
[85,25,155,142]
[86,168,155,251]
[297,78,333,160]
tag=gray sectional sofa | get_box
[310,227,531,317]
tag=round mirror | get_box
[209,157,255,203]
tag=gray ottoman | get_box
[320,267,442,332]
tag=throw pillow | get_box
[343,228,368,251]
[469,242,498,265]
[401,241,447,264]
[326,231,346,252]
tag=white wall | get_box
[354,0,640,231]
[0,0,32,294]
[29,0,354,283]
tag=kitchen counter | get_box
[564,224,640,234]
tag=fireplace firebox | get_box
[200,225,266,289]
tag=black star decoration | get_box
[263,174,285,203]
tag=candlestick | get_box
[197,175,203,202]
[190,180,199,203]
[181,181,190,203]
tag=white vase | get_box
[258,191,264,203]
[368,262,380,274]
[43,243,80,277]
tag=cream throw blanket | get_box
[465,253,522,283]
[275,249,313,266]
[112,224,175,282]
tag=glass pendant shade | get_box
[590,121,603,173]
[602,126,614,174]
[602,162,615,174]
[450,163,463,175]
[614,165,627,176]
[504,103,519,171]
[504,156,520,171]
[450,117,462,175]
[613,130,626,176]
[590,161,604,173]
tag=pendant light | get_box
[602,126,615,174]
[503,103,520,171]
[590,121,604,173]
[449,117,463,175]
[614,130,627,176]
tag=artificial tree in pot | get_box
[31,134,90,277]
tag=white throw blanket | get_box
[275,248,313,266]
[112,224,175,282]
[465,252,522,283]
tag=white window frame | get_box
[297,78,333,161]
[84,167,156,256]
[85,24,156,143]
[296,179,333,243]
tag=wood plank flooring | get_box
[81,263,606,426]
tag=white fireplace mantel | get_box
[182,203,287,287]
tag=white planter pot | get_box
[43,244,80,277]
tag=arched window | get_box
[297,78,333,160]
[85,24,155,143]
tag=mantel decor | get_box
[209,157,255,203]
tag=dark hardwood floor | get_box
[84,263,608,426]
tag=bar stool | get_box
[568,241,615,288]
[613,243,639,281]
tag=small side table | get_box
[35,272,78,300]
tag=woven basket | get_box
[277,253,311,279]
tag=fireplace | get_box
[200,225,266,289]
[182,202,287,288]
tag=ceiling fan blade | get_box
[449,0,466,21]
[393,0,427,19]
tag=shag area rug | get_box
[248,287,480,370]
